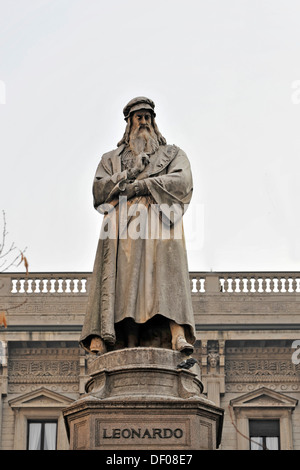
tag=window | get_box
[230,387,297,450]
[249,419,280,450]
[27,420,57,450]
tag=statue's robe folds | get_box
[80,144,196,351]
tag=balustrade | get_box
[0,272,299,295]
[5,274,90,294]
[190,272,300,294]
[218,273,300,294]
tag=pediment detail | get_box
[230,387,298,409]
[9,387,74,409]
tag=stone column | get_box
[201,340,225,407]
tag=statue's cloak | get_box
[80,144,196,351]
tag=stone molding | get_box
[225,346,300,386]
[229,387,298,450]
[8,387,74,450]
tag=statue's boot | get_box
[169,321,194,355]
[175,335,194,355]
[90,336,107,354]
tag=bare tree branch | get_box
[0,211,28,273]
[0,211,30,328]
[227,405,267,450]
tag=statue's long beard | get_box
[129,127,160,156]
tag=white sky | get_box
[0,0,300,274]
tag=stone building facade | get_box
[0,271,300,450]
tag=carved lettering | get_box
[102,427,183,440]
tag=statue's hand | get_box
[136,152,150,171]
[127,152,150,180]
[122,182,137,200]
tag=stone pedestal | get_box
[63,348,223,450]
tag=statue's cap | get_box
[123,97,156,121]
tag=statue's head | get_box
[118,97,166,152]
[123,96,156,121]
[208,352,219,369]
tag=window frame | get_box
[8,387,73,450]
[27,419,58,450]
[249,418,280,450]
[229,387,298,450]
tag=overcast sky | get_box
[0,0,300,274]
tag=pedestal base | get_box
[63,348,223,450]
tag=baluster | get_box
[61,278,68,293]
[273,277,279,293]
[36,279,42,293]
[243,277,249,292]
[49,279,55,293]
[69,278,75,293]
[285,277,291,293]
[253,276,259,293]
[81,278,87,293]
[260,276,266,293]
[42,278,49,293]
[286,277,291,292]
[259,276,265,292]
[11,279,18,293]
[73,279,79,293]
[25,278,34,293]
[66,278,71,293]
[19,279,25,293]
[77,277,83,293]
[270,276,275,293]
[57,278,63,293]
[236,277,243,293]
[52,278,58,293]
[291,276,297,292]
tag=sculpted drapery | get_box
[80,97,196,355]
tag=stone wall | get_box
[1,271,300,450]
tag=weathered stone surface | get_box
[85,348,203,400]
[64,399,223,450]
[63,348,223,450]
[80,97,196,355]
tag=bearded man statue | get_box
[80,97,196,356]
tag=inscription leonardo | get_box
[102,427,184,440]
[96,420,188,446]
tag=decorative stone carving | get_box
[7,345,80,395]
[225,346,300,384]
[200,340,225,406]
